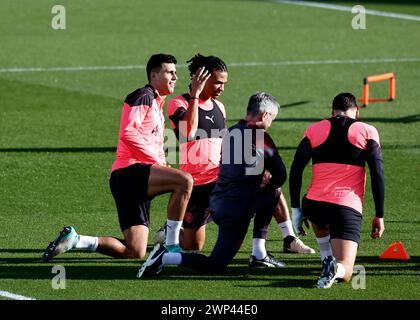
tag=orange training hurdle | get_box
[359,72,395,107]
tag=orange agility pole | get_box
[358,72,395,107]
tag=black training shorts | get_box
[109,163,152,232]
[183,182,215,229]
[302,196,363,243]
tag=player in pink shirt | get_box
[161,54,313,263]
[42,54,193,263]
[289,92,385,288]
[163,54,228,251]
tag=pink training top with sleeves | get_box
[167,93,226,186]
[111,85,166,172]
[290,115,384,217]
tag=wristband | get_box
[190,97,199,100]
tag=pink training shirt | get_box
[304,119,380,214]
[111,85,166,172]
[167,94,226,185]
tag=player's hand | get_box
[190,67,211,99]
[371,217,385,239]
[291,207,309,236]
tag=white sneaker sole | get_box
[316,276,338,289]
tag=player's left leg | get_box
[154,183,214,251]
[250,188,285,268]
[331,238,358,282]
[147,164,193,251]
[329,206,362,282]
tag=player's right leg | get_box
[96,225,149,259]
[42,226,149,261]
[310,223,340,289]
[43,163,152,261]
[138,217,249,277]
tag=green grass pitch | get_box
[0,0,419,300]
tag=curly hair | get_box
[186,53,228,77]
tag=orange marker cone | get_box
[379,242,410,260]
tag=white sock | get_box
[316,235,332,261]
[336,263,346,279]
[278,220,296,238]
[166,220,183,246]
[74,235,98,251]
[162,252,182,266]
[252,238,267,260]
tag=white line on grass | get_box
[0,57,419,74]
[0,290,36,300]
[273,0,420,22]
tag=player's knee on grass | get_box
[127,247,146,259]
[124,242,147,259]
[337,261,354,282]
[343,265,354,282]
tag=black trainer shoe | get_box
[137,243,168,278]
[42,226,79,262]
[249,253,286,269]
[316,255,338,288]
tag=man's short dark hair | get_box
[146,54,177,82]
[332,92,358,112]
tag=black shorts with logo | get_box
[302,196,363,243]
[183,182,216,229]
[109,163,152,232]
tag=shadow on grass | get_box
[1,253,418,281]
[0,248,44,254]
[0,256,321,281]
[281,101,311,109]
[355,256,420,274]
[239,278,316,289]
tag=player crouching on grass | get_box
[42,54,193,262]
[289,92,385,288]
[138,92,290,277]
[157,53,314,257]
